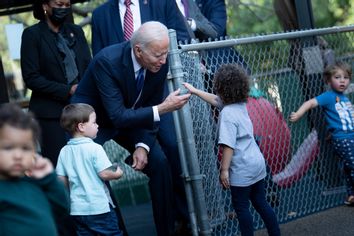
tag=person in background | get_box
[71,21,191,236]
[290,61,354,206]
[184,64,281,236]
[0,103,69,236]
[91,0,190,55]
[20,0,91,166]
[176,0,225,41]
[56,103,124,236]
[177,0,249,93]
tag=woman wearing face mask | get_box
[20,0,91,167]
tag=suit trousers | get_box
[110,129,175,236]
[96,120,189,235]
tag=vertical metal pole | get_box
[294,0,315,30]
[168,29,212,236]
[166,72,198,236]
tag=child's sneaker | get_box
[344,195,354,206]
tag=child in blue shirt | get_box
[290,61,354,205]
[56,103,124,235]
[184,64,280,236]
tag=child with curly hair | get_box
[184,63,280,236]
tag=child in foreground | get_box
[0,103,69,236]
[56,103,124,235]
[184,64,280,236]
[290,61,354,206]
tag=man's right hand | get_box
[157,88,191,115]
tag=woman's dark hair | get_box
[323,60,352,83]
[33,0,50,20]
[0,103,41,144]
[213,64,250,105]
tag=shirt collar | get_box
[119,0,137,5]
[131,48,143,75]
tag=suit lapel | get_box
[39,22,65,75]
[110,0,125,42]
[121,43,139,105]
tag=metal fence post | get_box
[168,29,212,236]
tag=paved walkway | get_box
[121,202,354,236]
[255,205,354,236]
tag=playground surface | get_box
[121,202,354,236]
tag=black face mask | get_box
[49,7,71,25]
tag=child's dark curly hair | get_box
[323,61,352,84]
[213,64,250,105]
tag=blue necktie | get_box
[136,67,145,93]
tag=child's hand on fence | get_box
[182,82,197,95]
[289,112,300,122]
[220,170,230,189]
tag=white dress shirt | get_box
[119,0,142,32]
[175,0,196,30]
[131,49,161,153]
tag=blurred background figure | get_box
[91,0,190,55]
[176,0,224,41]
[176,0,249,91]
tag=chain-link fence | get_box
[174,25,354,235]
[105,25,354,235]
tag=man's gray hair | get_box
[130,21,169,50]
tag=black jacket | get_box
[21,21,91,118]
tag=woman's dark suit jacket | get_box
[21,21,91,119]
